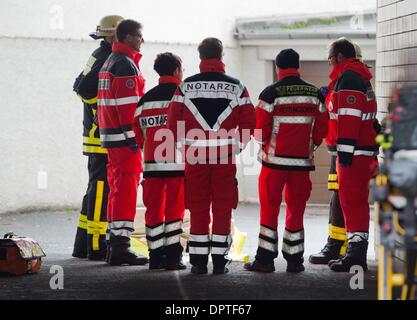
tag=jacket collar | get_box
[112,42,142,66]
[278,68,300,80]
[329,58,372,90]
[159,76,181,85]
[100,40,112,53]
[199,59,225,73]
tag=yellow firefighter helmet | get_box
[89,15,124,40]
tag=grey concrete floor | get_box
[0,204,377,300]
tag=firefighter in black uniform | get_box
[72,15,123,260]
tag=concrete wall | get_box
[376,0,417,117]
[0,37,242,214]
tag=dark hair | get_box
[198,37,223,59]
[116,19,142,42]
[153,52,182,76]
[329,38,356,59]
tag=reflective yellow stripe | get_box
[392,274,404,286]
[401,285,409,300]
[87,221,107,235]
[77,94,97,105]
[89,109,98,139]
[93,180,104,251]
[387,249,393,300]
[78,214,87,230]
[328,174,338,182]
[82,96,98,104]
[340,240,347,255]
[83,136,101,145]
[327,182,339,190]
[376,174,388,186]
[83,145,108,154]
[94,181,104,223]
[328,224,347,241]
[378,245,391,300]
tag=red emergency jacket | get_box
[97,42,145,152]
[255,68,328,171]
[326,59,378,165]
[133,76,184,178]
[166,59,255,163]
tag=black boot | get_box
[191,265,208,274]
[108,236,149,266]
[149,247,166,270]
[329,240,368,272]
[105,239,110,263]
[244,259,275,273]
[165,257,187,270]
[165,243,186,270]
[286,262,305,273]
[72,213,88,259]
[87,251,107,261]
[109,247,149,266]
[212,256,231,275]
[309,237,345,265]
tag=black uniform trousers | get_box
[73,154,109,258]
[327,155,347,255]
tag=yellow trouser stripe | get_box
[91,181,105,251]
[328,182,339,190]
[83,145,107,154]
[340,241,347,255]
[78,214,87,230]
[329,224,347,241]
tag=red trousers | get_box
[337,156,373,233]
[107,148,141,223]
[258,166,312,231]
[185,163,238,235]
[142,177,185,226]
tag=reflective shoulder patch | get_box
[83,56,97,75]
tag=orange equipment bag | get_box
[0,233,46,276]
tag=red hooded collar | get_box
[112,42,142,66]
[278,68,300,80]
[199,59,225,73]
[158,76,181,85]
[329,58,372,90]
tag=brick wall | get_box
[377,0,417,118]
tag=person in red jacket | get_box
[97,19,148,266]
[309,42,379,266]
[244,49,328,273]
[322,38,378,272]
[133,52,186,270]
[167,38,256,274]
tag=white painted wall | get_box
[0,37,244,213]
